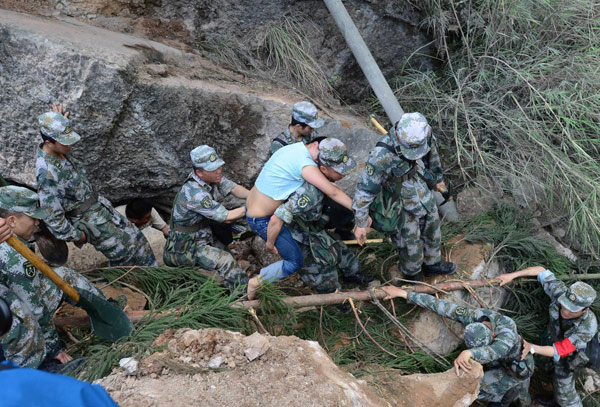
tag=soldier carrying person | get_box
[35,104,157,267]
[267,138,373,296]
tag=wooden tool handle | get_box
[370,117,388,135]
[342,238,384,245]
[7,235,79,302]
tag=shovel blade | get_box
[77,289,133,342]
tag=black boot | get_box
[402,273,423,284]
[343,273,374,285]
[533,395,559,407]
[487,387,520,407]
[422,262,457,276]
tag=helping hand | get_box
[454,350,473,376]
[52,103,70,118]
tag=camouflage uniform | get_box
[35,112,157,267]
[270,101,324,155]
[407,291,534,404]
[353,113,444,277]
[163,146,247,288]
[274,182,359,293]
[0,186,106,368]
[539,270,598,407]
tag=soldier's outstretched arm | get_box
[37,176,84,242]
[381,285,408,300]
[265,215,283,255]
[406,291,477,326]
[496,266,546,286]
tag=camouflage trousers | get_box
[163,234,248,288]
[390,209,441,276]
[75,200,157,267]
[296,240,360,293]
[552,356,588,407]
[1,267,105,368]
[478,368,532,405]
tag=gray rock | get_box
[0,9,383,209]
[37,0,434,103]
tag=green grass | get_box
[369,0,600,257]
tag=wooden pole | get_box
[54,279,498,328]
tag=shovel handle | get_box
[370,117,388,135]
[7,235,79,302]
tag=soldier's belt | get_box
[172,223,204,233]
[66,192,98,218]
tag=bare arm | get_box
[302,166,352,210]
[496,266,546,286]
[231,185,250,199]
[265,214,284,255]
[225,206,246,223]
[161,224,169,237]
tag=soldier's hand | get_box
[0,218,11,244]
[381,286,407,300]
[266,241,279,256]
[52,103,70,118]
[454,350,473,376]
[435,181,446,193]
[74,231,87,244]
[54,350,73,364]
[354,226,367,246]
[521,340,531,360]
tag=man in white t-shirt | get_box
[116,199,168,237]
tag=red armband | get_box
[554,338,576,358]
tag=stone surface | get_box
[0,9,386,209]
[456,178,504,219]
[361,362,483,407]
[1,0,435,103]
[404,236,507,355]
[97,328,391,407]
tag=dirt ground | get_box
[97,328,389,407]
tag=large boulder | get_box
[403,237,507,355]
[0,9,381,207]
[1,0,435,103]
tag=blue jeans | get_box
[246,215,303,282]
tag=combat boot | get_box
[422,261,457,276]
[533,395,559,407]
[343,273,374,285]
[402,273,423,284]
[487,387,520,407]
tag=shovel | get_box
[6,235,133,342]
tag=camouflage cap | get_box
[292,101,324,129]
[38,112,80,146]
[464,322,493,348]
[318,137,356,176]
[0,186,49,219]
[395,112,431,160]
[190,145,225,172]
[558,282,597,312]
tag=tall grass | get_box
[376,0,600,256]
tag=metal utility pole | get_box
[323,0,404,124]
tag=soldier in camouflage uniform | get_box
[272,138,373,293]
[498,266,599,407]
[269,101,324,155]
[0,186,107,368]
[35,109,157,267]
[382,285,534,407]
[163,145,250,288]
[353,112,456,281]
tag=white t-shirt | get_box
[116,205,167,231]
